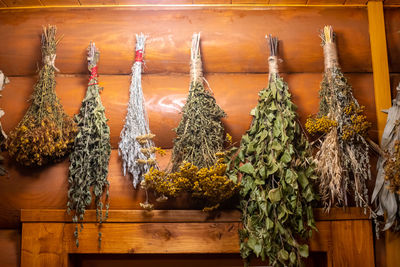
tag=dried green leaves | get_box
[233,37,317,267]
[67,43,111,247]
[6,25,77,166]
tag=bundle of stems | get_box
[0,70,9,176]
[67,42,111,247]
[143,33,238,211]
[306,26,372,211]
[234,36,317,267]
[372,84,400,232]
[119,33,157,189]
[6,25,77,166]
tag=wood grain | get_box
[117,0,193,4]
[368,0,392,142]
[0,7,371,75]
[40,0,80,6]
[80,0,117,5]
[0,73,378,150]
[0,230,20,267]
[2,0,41,7]
[331,220,375,267]
[384,7,400,73]
[20,207,371,223]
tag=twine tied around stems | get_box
[266,35,280,78]
[190,33,203,83]
[44,54,60,72]
[321,25,339,71]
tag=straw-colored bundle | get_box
[306,26,372,211]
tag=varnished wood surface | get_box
[384,7,400,73]
[368,1,391,141]
[20,207,370,223]
[0,7,371,75]
[0,230,20,267]
[0,73,378,150]
[20,217,374,267]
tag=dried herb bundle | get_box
[6,25,77,166]
[119,34,156,188]
[171,33,226,171]
[233,36,317,267]
[143,33,238,210]
[0,70,9,176]
[306,26,371,211]
[67,43,111,247]
[372,85,400,232]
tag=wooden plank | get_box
[40,0,80,6]
[0,73,378,150]
[0,7,371,75]
[0,0,6,7]
[384,8,400,72]
[384,0,400,5]
[331,220,375,267]
[0,229,20,267]
[232,0,267,3]
[368,0,392,142]
[64,222,240,254]
[80,0,116,5]
[20,207,370,223]
[2,0,42,6]
[21,209,242,223]
[269,0,306,3]
[193,0,232,3]
[117,0,192,4]
[21,223,68,267]
[385,231,400,267]
[307,0,345,4]
[345,0,367,4]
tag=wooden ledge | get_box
[21,207,370,223]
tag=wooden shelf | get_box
[20,208,374,267]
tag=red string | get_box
[135,49,144,62]
[89,66,98,86]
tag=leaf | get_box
[250,108,257,116]
[266,217,274,230]
[268,188,282,202]
[298,171,309,189]
[290,251,296,264]
[239,163,255,175]
[280,151,291,164]
[298,244,309,258]
[267,163,279,176]
[278,249,289,261]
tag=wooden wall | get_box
[0,4,383,267]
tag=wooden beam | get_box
[20,207,370,223]
[367,0,392,143]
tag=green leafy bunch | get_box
[232,36,317,267]
[67,43,111,247]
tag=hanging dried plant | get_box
[372,85,400,232]
[119,33,156,189]
[6,25,77,167]
[0,70,9,176]
[67,42,111,247]
[232,36,317,267]
[306,26,372,211]
[143,33,239,211]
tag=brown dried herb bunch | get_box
[67,43,111,247]
[6,25,77,166]
[143,33,239,211]
[307,26,372,211]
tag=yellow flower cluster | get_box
[6,117,77,166]
[305,115,337,135]
[144,153,239,211]
[385,141,400,195]
[342,104,371,140]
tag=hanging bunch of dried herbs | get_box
[143,33,239,211]
[305,26,372,211]
[372,85,400,232]
[231,36,317,267]
[119,34,157,189]
[6,25,77,166]
[0,70,9,176]
[67,43,111,247]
